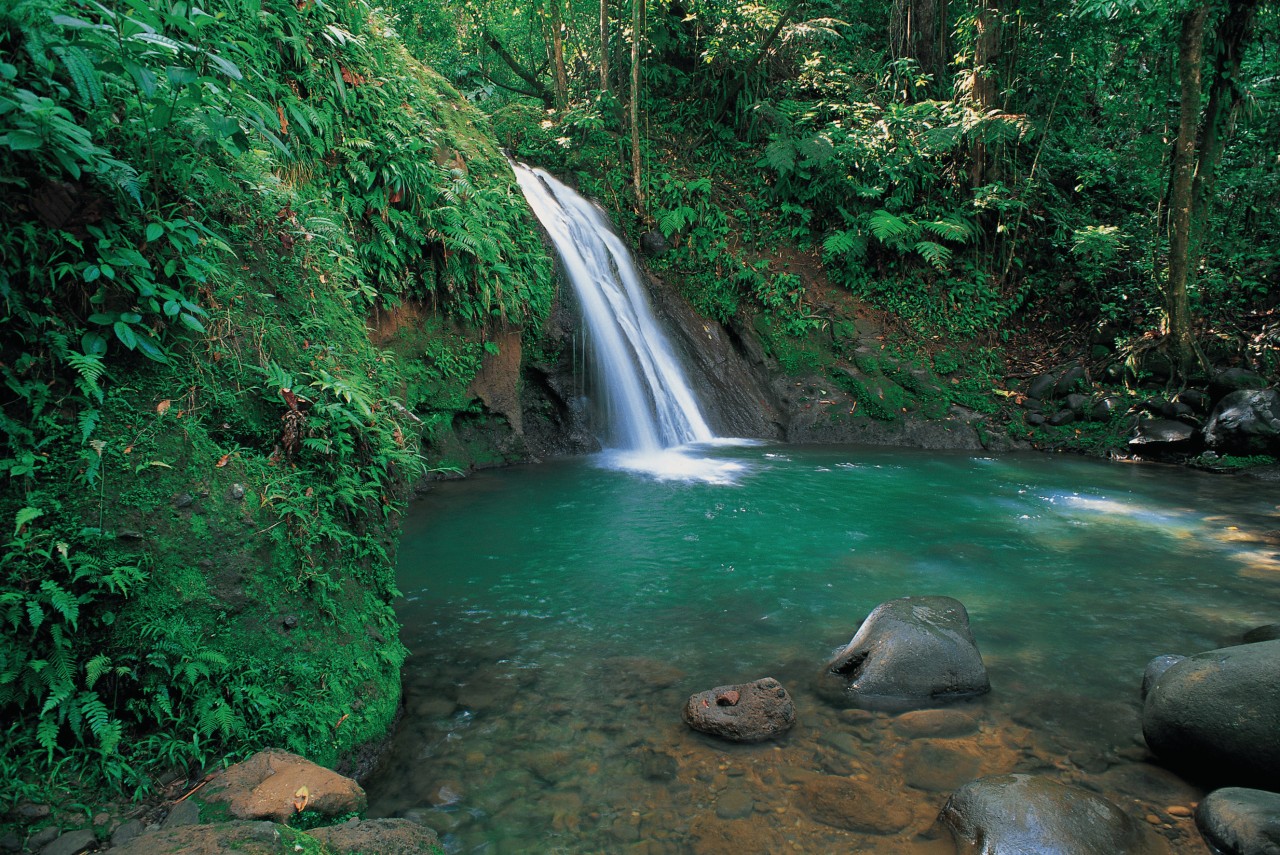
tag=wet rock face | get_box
[202,749,367,823]
[1204,389,1280,455]
[939,774,1172,855]
[816,596,990,710]
[682,677,796,743]
[1195,787,1280,855]
[1142,640,1280,789]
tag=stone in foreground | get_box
[817,596,989,710]
[1195,787,1280,855]
[939,773,1171,855]
[682,677,795,742]
[1142,640,1280,789]
[201,748,367,823]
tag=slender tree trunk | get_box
[1190,0,1259,256]
[631,0,645,215]
[600,0,611,92]
[712,0,802,124]
[482,28,554,107]
[550,0,569,109]
[968,0,1001,187]
[1166,4,1208,376]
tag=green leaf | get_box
[14,506,43,534]
[113,321,138,350]
[145,223,164,242]
[0,130,43,151]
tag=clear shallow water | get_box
[367,446,1280,854]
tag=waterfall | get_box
[513,163,715,452]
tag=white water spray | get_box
[513,163,749,482]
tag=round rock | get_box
[1243,624,1280,645]
[939,773,1171,855]
[1141,654,1186,700]
[1204,389,1280,455]
[1142,640,1280,789]
[817,596,990,710]
[682,677,795,743]
[1195,787,1280,855]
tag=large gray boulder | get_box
[1195,788,1280,855]
[816,596,989,710]
[682,677,796,743]
[939,774,1171,855]
[1142,640,1280,788]
[1204,389,1280,455]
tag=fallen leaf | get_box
[216,453,231,468]
[157,399,171,415]
[293,785,309,813]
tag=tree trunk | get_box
[712,0,803,124]
[968,0,1001,188]
[631,0,645,215]
[600,0,611,92]
[1166,4,1208,376]
[890,0,944,98]
[482,28,554,107]
[1190,0,1259,257]
[550,0,569,109]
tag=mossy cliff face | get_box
[0,0,550,800]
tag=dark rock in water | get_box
[682,677,795,742]
[939,774,1171,855]
[816,596,989,710]
[1047,408,1077,426]
[1141,654,1186,700]
[636,748,677,781]
[1204,389,1280,455]
[1129,418,1198,452]
[1142,640,1280,789]
[1027,373,1057,400]
[1243,624,1280,644]
[639,229,669,257]
[1211,368,1269,401]
[1195,787,1280,855]
[1091,395,1126,421]
[1055,364,1087,396]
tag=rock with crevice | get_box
[1204,389,1280,455]
[817,596,990,710]
[682,677,795,743]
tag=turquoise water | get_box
[367,446,1280,853]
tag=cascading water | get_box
[513,162,747,482]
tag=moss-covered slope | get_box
[0,0,550,801]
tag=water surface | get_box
[368,446,1280,853]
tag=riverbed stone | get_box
[800,775,913,834]
[1195,787,1280,855]
[817,596,990,710]
[1129,417,1197,452]
[1142,640,1280,788]
[201,748,367,823]
[108,821,282,854]
[308,818,441,855]
[682,677,795,743]
[893,708,980,738]
[939,773,1171,855]
[1243,624,1280,644]
[1141,654,1186,699]
[1210,368,1269,400]
[1204,389,1280,455]
[39,829,97,855]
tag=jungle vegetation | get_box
[1,0,1277,815]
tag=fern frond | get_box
[914,240,953,270]
[53,46,103,106]
[869,210,914,243]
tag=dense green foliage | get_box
[1,0,549,804]
[411,0,1278,376]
